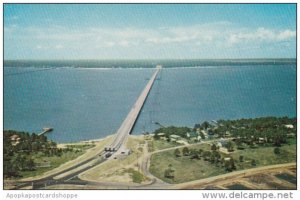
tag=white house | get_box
[285,124,294,129]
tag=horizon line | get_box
[4,58,297,61]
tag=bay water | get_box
[4,61,296,142]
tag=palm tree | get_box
[182,147,190,156]
[174,149,181,157]
[226,141,234,152]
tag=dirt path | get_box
[150,138,232,154]
[171,162,296,189]
[139,142,169,187]
[135,138,232,188]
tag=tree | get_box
[274,147,281,155]
[229,158,236,170]
[164,164,175,179]
[211,144,217,151]
[4,160,20,178]
[182,147,190,156]
[202,151,212,161]
[194,124,201,129]
[224,158,235,172]
[224,161,231,172]
[201,121,210,130]
[212,151,221,163]
[190,149,200,160]
[200,132,205,140]
[210,153,216,163]
[26,158,36,171]
[174,149,181,157]
[226,141,234,152]
[164,169,174,179]
[239,155,244,162]
[198,149,203,157]
[153,133,160,140]
[237,143,246,150]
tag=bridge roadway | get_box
[11,66,161,189]
[107,65,161,154]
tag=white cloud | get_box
[4,21,296,59]
[103,41,115,47]
[228,28,296,46]
[55,44,64,49]
[277,29,296,41]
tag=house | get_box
[10,134,20,141]
[160,137,167,141]
[10,134,21,146]
[207,128,213,134]
[224,157,231,162]
[219,147,231,155]
[258,137,266,144]
[157,132,165,136]
[144,135,152,140]
[200,130,208,138]
[285,124,294,129]
[170,134,181,140]
[156,132,166,140]
[224,131,231,137]
[188,131,201,142]
[187,131,198,138]
[197,136,202,142]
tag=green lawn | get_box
[150,149,225,183]
[149,143,296,184]
[19,145,94,179]
[148,140,182,152]
[231,144,296,170]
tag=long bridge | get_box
[105,65,162,155]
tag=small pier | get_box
[38,127,53,136]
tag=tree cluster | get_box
[4,130,68,178]
[154,126,192,139]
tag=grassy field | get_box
[231,144,296,169]
[149,147,224,183]
[123,168,148,183]
[148,140,182,152]
[80,136,149,183]
[19,144,94,178]
[149,143,296,184]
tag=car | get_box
[105,153,112,158]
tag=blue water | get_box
[4,63,296,142]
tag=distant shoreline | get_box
[3,58,296,69]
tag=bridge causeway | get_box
[106,65,162,154]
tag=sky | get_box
[4,4,296,60]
